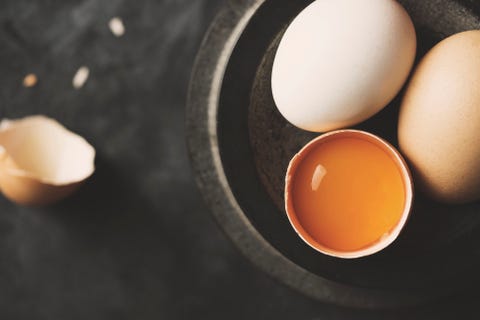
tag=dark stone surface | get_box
[0,0,478,319]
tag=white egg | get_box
[271,0,416,132]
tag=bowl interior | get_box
[218,0,480,292]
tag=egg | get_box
[284,130,413,258]
[398,30,480,204]
[0,116,95,206]
[271,0,416,132]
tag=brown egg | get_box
[0,116,95,206]
[398,30,480,204]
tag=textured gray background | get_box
[0,0,477,319]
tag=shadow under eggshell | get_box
[0,167,83,206]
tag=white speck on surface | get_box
[109,17,125,37]
[23,73,38,87]
[73,66,89,89]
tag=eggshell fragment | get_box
[23,74,38,88]
[109,17,125,37]
[73,66,89,89]
[398,30,480,204]
[0,115,95,206]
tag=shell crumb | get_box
[23,73,37,87]
[72,66,89,89]
[109,17,125,37]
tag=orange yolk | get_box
[291,137,406,252]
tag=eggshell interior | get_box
[0,116,95,185]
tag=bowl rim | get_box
[186,0,436,308]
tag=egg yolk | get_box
[291,137,406,252]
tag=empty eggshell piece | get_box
[271,0,417,132]
[0,115,95,206]
[398,30,480,204]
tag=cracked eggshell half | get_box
[0,115,95,206]
[284,130,413,258]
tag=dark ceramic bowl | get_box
[187,0,480,308]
